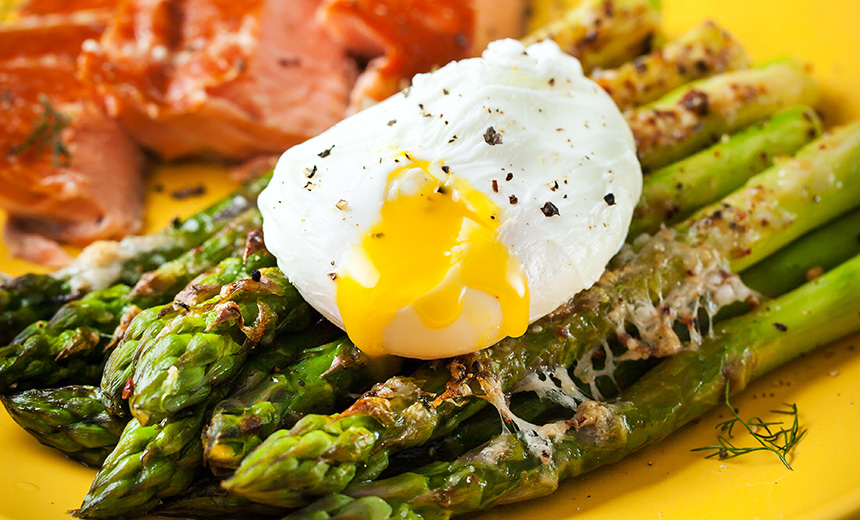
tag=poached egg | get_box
[259,39,641,359]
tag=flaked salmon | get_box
[80,0,357,160]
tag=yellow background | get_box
[1,1,859,519]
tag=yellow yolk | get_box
[335,155,530,356]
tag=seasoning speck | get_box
[774,322,788,332]
[318,145,335,158]
[505,172,513,181]
[250,270,262,282]
[387,119,397,126]
[509,194,518,205]
[442,165,450,173]
[604,193,616,206]
[491,180,499,193]
[541,201,560,217]
[484,126,503,146]
[328,272,338,280]
[304,165,318,178]
[171,185,206,200]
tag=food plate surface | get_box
[1,1,859,519]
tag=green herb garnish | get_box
[9,94,71,167]
[692,385,806,470]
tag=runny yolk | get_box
[335,154,529,357]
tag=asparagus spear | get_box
[629,58,818,171]
[128,266,314,426]
[321,251,860,520]
[153,478,290,519]
[204,337,395,474]
[0,172,271,344]
[75,397,222,519]
[742,205,860,297]
[100,246,278,416]
[592,20,750,110]
[629,105,822,237]
[0,385,126,468]
[0,208,263,392]
[223,122,860,506]
[521,0,661,73]
[0,285,131,391]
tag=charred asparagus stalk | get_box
[592,20,750,110]
[521,0,661,73]
[203,337,396,474]
[223,122,860,507]
[100,244,278,417]
[629,58,818,171]
[0,173,271,344]
[317,251,860,520]
[0,209,262,392]
[630,104,822,237]
[0,385,125,468]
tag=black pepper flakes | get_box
[170,216,182,228]
[387,119,397,126]
[441,165,450,173]
[250,270,262,282]
[304,165,317,178]
[505,172,513,181]
[443,88,450,95]
[483,126,503,146]
[171,185,206,200]
[448,135,458,143]
[604,193,616,206]
[328,272,338,280]
[491,179,499,193]
[318,145,335,158]
[541,201,560,217]
[509,194,518,205]
[774,322,788,332]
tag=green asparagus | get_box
[522,0,661,73]
[1,385,126,468]
[629,58,818,171]
[224,122,860,506]
[128,267,313,426]
[0,209,262,392]
[742,206,860,297]
[75,398,221,518]
[100,248,278,417]
[592,20,750,110]
[204,337,398,474]
[153,478,290,519]
[317,251,860,520]
[629,105,822,237]
[0,172,271,344]
[0,285,130,391]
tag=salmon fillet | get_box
[319,0,476,110]
[79,0,357,160]
[0,12,146,266]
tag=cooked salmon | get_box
[0,12,146,267]
[79,0,357,160]
[319,0,477,110]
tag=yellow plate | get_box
[1,1,859,519]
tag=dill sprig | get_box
[692,385,806,470]
[9,95,72,167]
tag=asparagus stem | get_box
[330,252,860,520]
[129,266,313,426]
[521,0,661,73]
[0,209,263,392]
[742,205,860,297]
[629,105,822,237]
[100,248,277,416]
[153,478,290,519]
[224,122,860,506]
[629,59,818,171]
[0,172,271,344]
[0,385,126,468]
[204,337,396,475]
[0,285,131,391]
[592,20,750,110]
[75,399,219,519]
